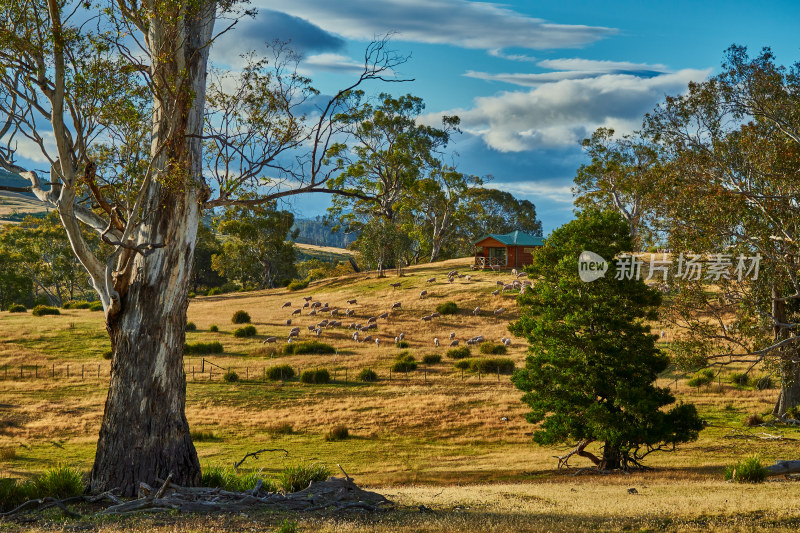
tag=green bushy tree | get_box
[510,209,704,470]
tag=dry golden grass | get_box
[1,257,800,531]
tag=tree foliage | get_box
[510,210,704,470]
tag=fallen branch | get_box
[233,448,289,469]
[765,460,800,477]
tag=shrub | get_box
[324,425,349,441]
[396,340,410,348]
[207,287,222,296]
[102,350,113,360]
[234,325,257,338]
[89,301,103,311]
[190,430,220,442]
[454,359,472,370]
[231,310,251,324]
[8,304,26,313]
[253,345,281,358]
[275,520,298,533]
[687,369,714,388]
[277,463,332,493]
[184,341,224,354]
[471,357,515,374]
[436,301,459,315]
[392,353,417,372]
[188,291,196,298]
[284,341,336,355]
[446,346,471,359]
[186,321,197,332]
[287,279,310,291]
[62,300,91,309]
[300,369,331,384]
[209,324,219,332]
[480,341,507,355]
[267,422,294,436]
[357,368,378,382]
[730,372,749,386]
[744,413,763,427]
[724,455,767,483]
[266,364,296,381]
[223,370,239,382]
[32,305,60,316]
[755,376,774,390]
[421,354,441,365]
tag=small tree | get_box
[510,210,704,470]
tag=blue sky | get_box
[210,0,799,233]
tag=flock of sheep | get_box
[262,267,530,349]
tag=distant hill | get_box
[292,217,357,249]
[0,168,34,194]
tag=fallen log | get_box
[765,460,800,476]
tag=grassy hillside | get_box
[1,257,799,531]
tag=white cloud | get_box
[254,0,615,52]
[493,180,574,204]
[300,53,366,74]
[427,69,711,152]
[536,58,669,73]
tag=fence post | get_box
[98,364,100,378]
[497,368,500,381]
[52,364,55,378]
[35,365,38,379]
[20,365,23,379]
[246,367,249,380]
[209,367,212,380]
[345,367,348,384]
[67,365,69,378]
[202,358,205,373]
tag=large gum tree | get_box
[0,0,402,495]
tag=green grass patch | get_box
[396,340,410,348]
[7,304,26,313]
[724,455,767,483]
[89,301,103,311]
[392,352,417,372]
[209,324,219,332]
[191,430,221,442]
[421,354,442,365]
[0,464,84,512]
[223,370,240,382]
[284,341,335,355]
[200,465,277,492]
[287,279,310,291]
[184,341,224,355]
[470,357,515,374]
[277,463,332,493]
[186,321,198,332]
[688,369,714,388]
[62,300,92,310]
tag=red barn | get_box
[474,231,545,269]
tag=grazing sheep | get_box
[290,327,300,333]
[320,306,330,313]
[345,309,355,317]
[311,301,322,308]
[347,299,357,305]
[307,325,316,331]
[434,337,439,347]
[315,328,322,337]
[394,336,399,343]
[303,296,313,302]
[282,301,291,308]
[263,337,277,344]
[368,323,378,330]
[308,309,317,317]
[494,307,506,316]
[430,312,440,318]
[367,316,377,324]
[399,332,405,341]
[427,277,436,283]
[492,289,500,296]
[288,330,299,337]
[473,335,484,342]
[287,337,294,344]
[473,307,480,316]
[285,319,292,326]
[448,270,458,277]
[360,326,370,332]
[503,284,514,291]
[419,290,428,299]
[330,309,339,317]
[512,268,518,277]
[448,277,454,283]
[512,280,521,288]
[390,282,402,289]
[355,323,362,330]
[362,335,372,343]
[391,302,402,310]
[421,315,432,321]
[303,302,310,308]
[378,312,389,319]
[496,281,504,287]
[375,338,381,346]
[449,340,459,347]
[466,275,472,281]
[466,339,477,345]
[352,332,359,341]
[449,332,455,340]
[292,308,302,316]
[519,287,525,295]
[317,320,329,327]
[503,338,512,346]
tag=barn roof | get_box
[475,231,545,247]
